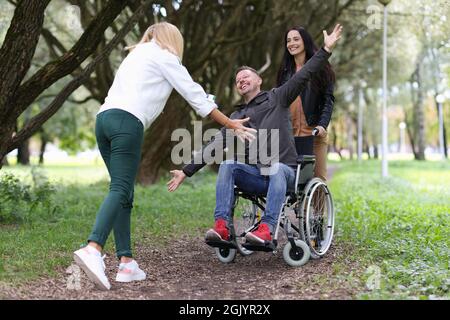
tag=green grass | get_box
[0,165,216,285]
[0,160,449,300]
[3,164,109,185]
[329,160,450,300]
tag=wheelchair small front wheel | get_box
[215,247,237,263]
[283,240,310,267]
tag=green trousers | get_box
[88,109,144,259]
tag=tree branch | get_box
[6,0,128,124]
[41,28,68,57]
[7,0,153,153]
[68,96,96,104]
[0,0,51,121]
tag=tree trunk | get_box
[17,139,30,165]
[330,125,343,160]
[405,115,418,159]
[411,62,426,160]
[137,95,194,185]
[1,155,9,166]
[444,125,448,158]
[346,115,354,160]
[435,97,448,159]
[0,124,15,169]
[39,133,48,165]
[364,139,371,159]
[373,145,379,159]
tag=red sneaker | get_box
[245,223,272,244]
[205,219,229,241]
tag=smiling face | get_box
[286,29,305,57]
[235,69,262,98]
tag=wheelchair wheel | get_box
[234,201,259,256]
[283,239,310,267]
[299,178,334,258]
[215,247,236,263]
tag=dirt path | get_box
[1,236,364,300]
[2,164,363,300]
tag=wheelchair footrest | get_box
[241,241,276,252]
[205,239,237,249]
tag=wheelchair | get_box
[206,136,335,267]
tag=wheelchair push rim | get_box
[301,178,334,257]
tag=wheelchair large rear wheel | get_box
[299,178,334,258]
[234,201,259,256]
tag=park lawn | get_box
[0,165,217,286]
[329,160,450,299]
[0,160,449,300]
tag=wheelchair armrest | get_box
[296,154,316,164]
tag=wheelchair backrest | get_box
[294,136,314,156]
[294,136,316,187]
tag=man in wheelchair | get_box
[168,25,342,261]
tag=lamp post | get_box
[378,0,391,177]
[399,122,406,153]
[436,94,445,159]
[357,81,367,162]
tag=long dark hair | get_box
[276,26,335,92]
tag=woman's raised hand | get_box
[323,24,343,53]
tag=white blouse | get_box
[98,40,216,129]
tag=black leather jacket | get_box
[279,72,335,129]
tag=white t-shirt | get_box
[98,40,216,129]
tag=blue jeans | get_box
[214,160,296,229]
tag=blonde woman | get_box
[73,22,256,290]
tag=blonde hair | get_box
[126,22,184,60]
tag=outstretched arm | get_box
[156,56,256,141]
[168,119,240,191]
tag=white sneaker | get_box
[73,246,111,290]
[115,260,146,283]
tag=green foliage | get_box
[1,161,449,300]
[0,167,55,224]
[0,166,216,284]
[330,160,450,299]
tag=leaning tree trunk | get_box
[0,0,50,168]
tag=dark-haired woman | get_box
[276,27,335,181]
